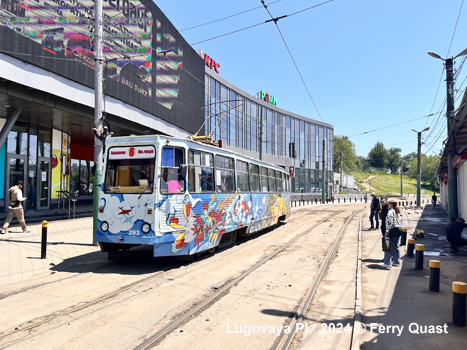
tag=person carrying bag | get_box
[382,200,402,269]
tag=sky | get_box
[156,0,467,158]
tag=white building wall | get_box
[458,162,467,219]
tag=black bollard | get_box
[41,220,48,259]
[399,201,401,206]
[344,198,346,203]
[415,244,424,269]
[453,282,467,327]
[407,238,415,257]
[338,198,340,203]
[400,228,407,246]
[429,260,440,292]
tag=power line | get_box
[259,0,332,123]
[347,114,434,138]
[180,0,283,31]
[190,0,334,46]
[446,0,465,57]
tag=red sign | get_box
[289,166,295,178]
[198,49,220,74]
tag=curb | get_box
[351,213,364,350]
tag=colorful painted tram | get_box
[96,135,291,257]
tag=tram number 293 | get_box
[128,230,140,236]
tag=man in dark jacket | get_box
[379,197,389,236]
[369,193,380,230]
[432,193,437,208]
[446,217,467,252]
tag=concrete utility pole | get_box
[322,139,326,203]
[92,0,104,245]
[412,127,429,207]
[400,159,403,197]
[428,49,467,221]
[339,153,343,193]
[445,58,458,221]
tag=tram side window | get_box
[276,171,283,192]
[268,169,277,192]
[215,155,235,193]
[188,150,214,193]
[249,164,260,192]
[282,172,288,193]
[236,160,249,192]
[260,166,269,193]
[160,147,185,194]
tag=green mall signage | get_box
[259,91,277,106]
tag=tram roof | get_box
[105,134,289,173]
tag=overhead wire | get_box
[259,0,332,123]
[180,0,283,31]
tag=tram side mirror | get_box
[179,164,187,180]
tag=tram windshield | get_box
[104,146,155,194]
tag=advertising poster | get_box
[51,129,70,199]
[0,0,205,132]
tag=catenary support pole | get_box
[93,0,104,246]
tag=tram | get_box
[96,135,291,257]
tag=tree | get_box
[386,147,402,175]
[333,135,358,172]
[367,142,388,169]
[402,152,416,173]
[357,156,371,172]
[406,154,440,190]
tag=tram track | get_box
[275,209,363,350]
[132,210,347,350]
[0,207,328,344]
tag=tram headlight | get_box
[142,223,151,234]
[101,221,109,232]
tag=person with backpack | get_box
[432,193,438,209]
[1,180,30,234]
[382,200,402,268]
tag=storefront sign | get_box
[289,166,295,178]
[259,91,277,106]
[198,49,220,74]
[109,146,155,159]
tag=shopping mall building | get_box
[0,0,333,213]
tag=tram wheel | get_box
[207,247,216,254]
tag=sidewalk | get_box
[0,216,105,292]
[360,202,467,348]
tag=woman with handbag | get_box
[382,200,402,269]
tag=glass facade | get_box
[204,72,334,194]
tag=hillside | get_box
[346,171,437,196]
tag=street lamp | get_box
[411,127,430,207]
[428,47,467,220]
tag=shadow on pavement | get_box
[361,203,467,349]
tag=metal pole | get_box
[445,58,458,221]
[339,153,343,193]
[93,0,104,246]
[322,139,325,203]
[0,108,22,149]
[417,131,422,207]
[259,107,263,161]
[400,159,403,196]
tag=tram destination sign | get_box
[109,146,155,159]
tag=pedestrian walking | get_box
[1,180,30,234]
[382,200,402,268]
[369,193,380,230]
[432,193,437,209]
[364,193,368,203]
